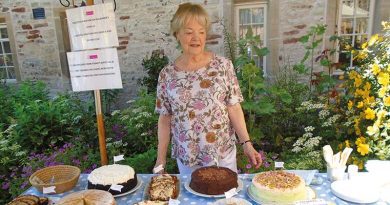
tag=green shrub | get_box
[140,49,169,93]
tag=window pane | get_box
[252,25,265,42]
[239,9,251,25]
[0,55,4,66]
[0,28,8,39]
[239,25,251,38]
[339,51,352,66]
[5,54,13,66]
[342,0,355,17]
[6,67,15,79]
[1,68,7,79]
[356,0,370,17]
[3,41,11,53]
[341,18,354,34]
[0,42,3,54]
[355,18,368,33]
[252,8,264,24]
[354,34,368,49]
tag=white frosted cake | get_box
[87,164,137,195]
[250,171,307,203]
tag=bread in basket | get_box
[29,165,80,194]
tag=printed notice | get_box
[66,3,119,51]
[67,48,122,92]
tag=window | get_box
[0,23,16,81]
[235,4,267,72]
[337,0,375,67]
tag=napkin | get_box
[323,145,352,168]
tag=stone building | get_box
[0,0,389,107]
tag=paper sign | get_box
[43,186,56,194]
[65,3,119,51]
[224,188,237,198]
[294,199,328,205]
[275,161,284,169]
[114,154,125,162]
[168,198,180,205]
[67,48,123,92]
[110,184,123,192]
[153,164,164,174]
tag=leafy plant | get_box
[140,49,169,93]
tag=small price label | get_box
[113,154,124,162]
[110,184,123,192]
[168,198,180,205]
[43,186,56,194]
[153,164,164,174]
[275,161,284,169]
[224,188,237,199]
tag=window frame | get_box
[0,14,19,83]
[234,3,268,75]
[336,0,376,68]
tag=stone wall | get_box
[1,0,64,92]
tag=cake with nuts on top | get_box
[250,171,307,203]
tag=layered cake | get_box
[250,171,307,203]
[57,190,115,205]
[148,174,179,201]
[7,195,48,205]
[189,166,238,195]
[87,164,137,195]
[134,201,168,205]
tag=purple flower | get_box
[193,101,206,110]
[202,155,212,164]
[92,164,97,169]
[263,161,270,168]
[1,182,10,190]
[237,169,242,174]
[72,159,81,166]
[246,163,252,169]
[20,181,29,189]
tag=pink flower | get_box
[202,155,212,164]
[178,146,186,157]
[246,163,252,169]
[194,122,203,133]
[193,100,206,110]
[178,132,186,142]
[160,83,166,91]
[169,80,177,90]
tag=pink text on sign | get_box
[89,54,98,59]
[86,11,94,16]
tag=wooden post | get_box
[94,90,108,165]
[88,0,108,166]
[86,0,94,6]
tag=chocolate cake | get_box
[189,166,238,195]
[87,164,137,195]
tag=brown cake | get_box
[148,174,179,201]
[56,190,116,205]
[189,166,238,195]
[7,195,48,205]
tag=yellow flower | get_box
[367,125,379,136]
[384,96,390,106]
[348,101,353,110]
[354,77,362,87]
[355,136,366,145]
[361,42,368,49]
[355,127,361,136]
[368,34,378,46]
[338,143,343,151]
[345,140,350,148]
[379,87,387,98]
[339,75,345,80]
[371,64,381,75]
[349,70,358,80]
[364,96,375,105]
[378,73,390,86]
[387,64,390,72]
[357,101,364,108]
[357,143,370,156]
[364,108,376,120]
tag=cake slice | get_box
[148,174,179,201]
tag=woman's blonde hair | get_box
[170,3,211,38]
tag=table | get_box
[23,173,388,204]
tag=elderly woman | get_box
[154,2,262,174]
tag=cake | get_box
[57,190,115,205]
[250,171,307,203]
[87,164,137,195]
[148,174,179,201]
[7,195,48,205]
[189,166,238,195]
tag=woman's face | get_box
[176,18,207,56]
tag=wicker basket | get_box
[29,165,81,194]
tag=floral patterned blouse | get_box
[155,55,243,167]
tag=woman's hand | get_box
[243,142,262,169]
[153,159,166,174]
